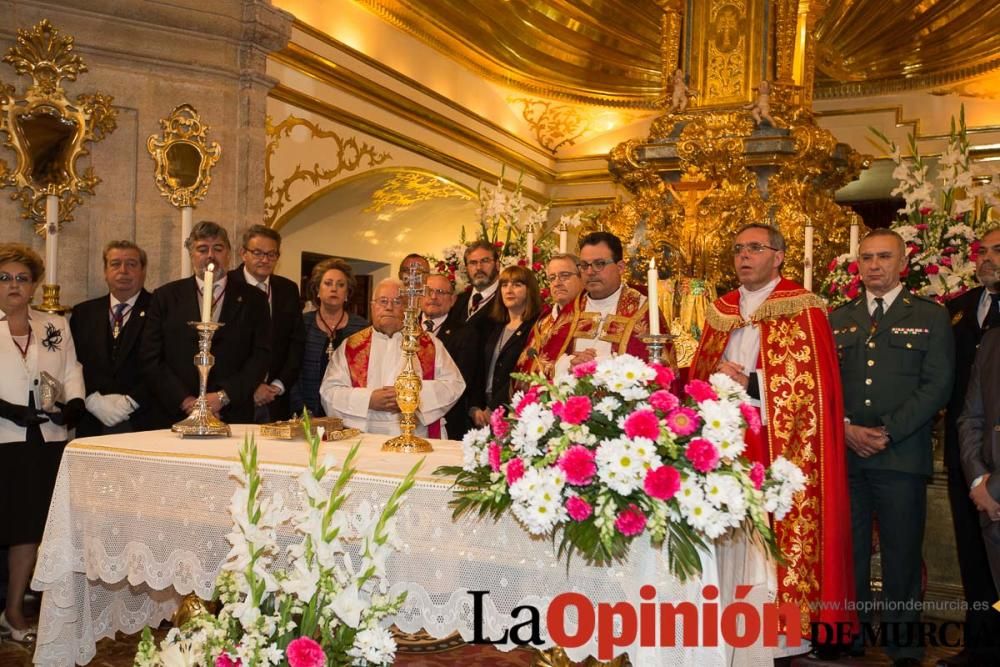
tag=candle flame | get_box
[649,257,656,269]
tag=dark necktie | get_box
[111,302,127,339]
[423,318,435,333]
[984,293,1000,331]
[872,297,885,325]
[471,292,484,314]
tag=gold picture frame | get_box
[147,104,221,208]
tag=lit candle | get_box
[647,257,660,335]
[181,206,194,277]
[201,262,215,322]
[45,195,59,284]
[804,223,814,292]
[526,226,534,267]
[558,226,568,254]
[849,218,860,259]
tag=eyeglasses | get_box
[546,271,579,283]
[372,297,404,308]
[466,257,495,268]
[0,273,32,284]
[731,243,779,256]
[577,258,616,272]
[246,249,280,260]
[425,287,453,297]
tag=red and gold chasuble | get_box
[515,293,585,380]
[344,327,442,438]
[691,278,856,636]
[569,285,668,362]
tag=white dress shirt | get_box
[468,280,499,317]
[722,277,780,421]
[109,291,141,329]
[319,328,466,438]
[865,283,903,317]
[977,288,999,327]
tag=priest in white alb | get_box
[320,278,465,438]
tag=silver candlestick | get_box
[172,320,231,437]
[641,332,677,369]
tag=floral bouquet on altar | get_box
[134,421,420,667]
[427,167,588,298]
[823,108,1000,307]
[436,355,806,581]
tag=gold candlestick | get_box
[382,267,433,453]
[172,321,231,437]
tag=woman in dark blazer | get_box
[290,258,368,417]
[468,264,541,429]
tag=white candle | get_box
[849,219,860,259]
[559,227,568,254]
[45,195,58,284]
[647,257,660,335]
[804,223,814,292]
[181,206,194,277]
[526,227,534,267]
[201,262,215,322]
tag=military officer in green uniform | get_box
[830,228,954,667]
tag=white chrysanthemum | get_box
[510,403,555,457]
[461,426,492,472]
[676,476,705,510]
[594,396,622,419]
[770,456,806,488]
[596,437,647,495]
[709,428,747,460]
[681,497,720,534]
[348,625,398,666]
[708,372,747,400]
[629,436,663,471]
[703,473,747,517]
[509,467,567,534]
[594,354,655,398]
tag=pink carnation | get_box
[749,462,765,490]
[216,654,242,667]
[572,359,597,378]
[506,457,525,485]
[686,438,721,473]
[623,409,660,440]
[490,406,510,439]
[684,379,718,403]
[514,386,541,416]
[488,442,502,472]
[915,221,930,229]
[286,637,325,667]
[847,261,859,275]
[649,363,675,389]
[925,264,940,275]
[941,256,952,267]
[666,407,701,436]
[649,389,680,413]
[614,504,647,536]
[566,496,593,521]
[552,395,592,425]
[738,402,762,435]
[644,465,681,500]
[559,445,597,485]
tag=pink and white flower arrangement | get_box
[439,354,806,580]
[135,417,417,667]
[823,107,999,307]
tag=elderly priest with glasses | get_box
[320,278,465,438]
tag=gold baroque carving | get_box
[264,114,392,227]
[146,104,221,209]
[363,171,473,214]
[509,98,590,154]
[0,19,117,232]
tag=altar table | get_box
[31,427,775,666]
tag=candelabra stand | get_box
[382,268,434,453]
[641,333,677,370]
[172,321,231,437]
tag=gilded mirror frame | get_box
[147,104,221,208]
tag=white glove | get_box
[85,392,135,427]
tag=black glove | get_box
[49,398,86,430]
[0,398,49,427]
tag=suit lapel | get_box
[849,299,871,335]
[112,290,150,369]
[218,281,244,334]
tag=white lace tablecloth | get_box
[32,427,775,666]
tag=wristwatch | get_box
[217,390,230,408]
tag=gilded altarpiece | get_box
[688,0,768,107]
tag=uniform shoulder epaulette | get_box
[831,296,861,312]
[905,293,942,307]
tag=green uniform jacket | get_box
[830,290,955,476]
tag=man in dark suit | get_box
[439,240,499,438]
[939,227,1000,666]
[959,326,1000,595]
[141,221,272,427]
[227,225,305,422]
[71,240,160,436]
[830,229,954,667]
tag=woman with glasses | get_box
[468,265,542,428]
[290,258,368,417]
[0,244,85,642]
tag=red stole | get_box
[516,293,585,380]
[344,327,442,438]
[691,278,856,636]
